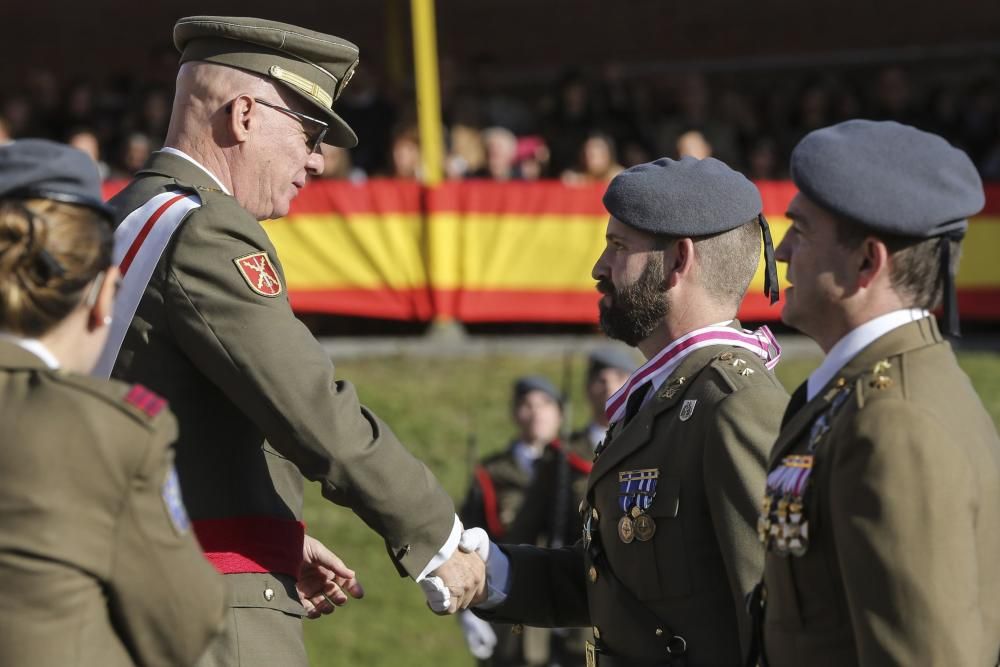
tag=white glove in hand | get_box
[420,575,451,613]
[459,527,490,562]
[459,610,497,660]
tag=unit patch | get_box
[162,466,191,534]
[234,252,282,297]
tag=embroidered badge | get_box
[162,466,191,535]
[125,384,166,418]
[234,252,282,297]
[679,399,697,421]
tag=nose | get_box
[774,234,791,263]
[592,247,610,281]
[305,150,324,177]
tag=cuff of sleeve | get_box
[415,515,462,582]
[476,541,510,610]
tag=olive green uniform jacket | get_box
[480,342,789,666]
[761,317,1000,667]
[108,152,456,665]
[0,341,226,666]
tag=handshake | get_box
[419,526,492,614]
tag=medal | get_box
[634,513,656,541]
[618,515,635,543]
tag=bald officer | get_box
[753,120,1000,666]
[96,16,483,666]
[0,140,225,665]
[465,157,790,666]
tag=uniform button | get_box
[593,626,601,640]
[655,628,664,637]
[264,588,275,602]
[591,508,599,521]
[511,624,524,635]
[588,566,598,583]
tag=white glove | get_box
[459,527,490,562]
[459,610,497,660]
[419,575,452,613]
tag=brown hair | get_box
[0,198,113,337]
[834,219,960,310]
[653,219,762,308]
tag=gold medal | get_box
[634,513,656,541]
[618,515,635,543]
[630,505,642,519]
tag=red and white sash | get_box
[604,325,781,423]
[92,191,201,379]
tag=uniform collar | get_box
[0,335,59,369]
[807,308,929,401]
[139,148,232,195]
[158,147,232,194]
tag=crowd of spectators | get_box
[2,57,999,183]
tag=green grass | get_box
[302,350,1000,666]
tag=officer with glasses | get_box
[98,16,485,667]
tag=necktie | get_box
[624,381,652,424]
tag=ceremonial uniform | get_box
[752,120,1000,667]
[0,339,226,666]
[482,331,788,666]
[759,317,1000,666]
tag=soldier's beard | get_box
[597,256,669,347]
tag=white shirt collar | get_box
[806,308,930,400]
[0,333,60,369]
[511,440,544,475]
[586,422,608,450]
[160,147,231,195]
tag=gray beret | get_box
[513,375,562,405]
[602,156,762,236]
[791,120,984,238]
[587,347,637,377]
[0,139,112,221]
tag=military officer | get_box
[0,139,226,665]
[753,120,1000,666]
[95,16,483,665]
[462,157,791,666]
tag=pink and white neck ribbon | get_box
[604,325,781,424]
[91,190,201,379]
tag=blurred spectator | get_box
[0,116,9,144]
[676,129,714,160]
[748,136,782,181]
[562,132,623,183]
[445,124,486,180]
[515,135,550,181]
[111,132,152,179]
[387,124,422,180]
[475,126,521,181]
[66,127,110,180]
[1,96,32,137]
[319,144,367,182]
[338,72,397,176]
[542,70,599,174]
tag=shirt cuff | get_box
[476,541,511,609]
[415,514,462,582]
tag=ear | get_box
[665,238,695,289]
[87,266,120,332]
[856,236,890,289]
[227,95,255,144]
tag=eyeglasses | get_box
[252,98,329,154]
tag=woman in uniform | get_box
[0,139,226,666]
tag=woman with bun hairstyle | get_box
[0,139,225,666]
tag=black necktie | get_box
[781,381,808,428]
[624,381,652,424]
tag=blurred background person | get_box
[561,132,623,184]
[474,126,522,181]
[676,128,713,159]
[0,138,226,666]
[386,123,422,180]
[66,127,110,180]
[459,376,563,667]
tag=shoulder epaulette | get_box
[124,384,167,419]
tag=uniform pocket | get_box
[649,477,691,599]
